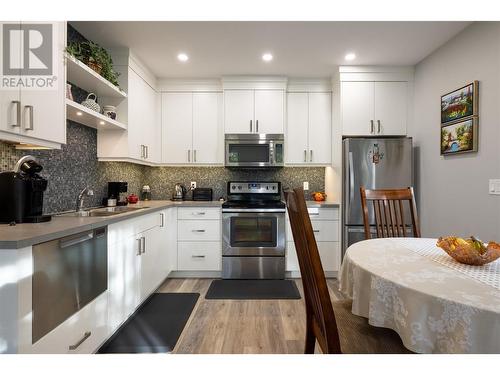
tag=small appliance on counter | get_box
[106,181,128,206]
[141,185,152,201]
[0,155,51,224]
[192,187,213,201]
[171,183,187,201]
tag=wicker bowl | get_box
[436,236,500,266]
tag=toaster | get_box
[192,188,213,201]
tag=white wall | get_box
[411,22,500,240]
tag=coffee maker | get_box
[107,181,128,206]
[0,155,51,224]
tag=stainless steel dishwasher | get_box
[32,227,108,343]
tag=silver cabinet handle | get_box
[160,213,165,227]
[11,101,20,127]
[194,149,196,162]
[310,150,313,162]
[250,120,252,133]
[309,212,320,216]
[304,150,307,162]
[256,120,259,133]
[25,105,34,130]
[145,145,148,159]
[370,120,374,134]
[137,238,142,255]
[193,212,206,216]
[313,230,320,233]
[69,331,91,350]
[192,255,206,258]
[188,149,191,162]
[377,120,381,133]
[192,229,206,232]
[141,236,146,254]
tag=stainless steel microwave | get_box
[225,134,284,167]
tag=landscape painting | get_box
[441,81,478,124]
[440,118,478,155]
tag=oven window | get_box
[228,144,270,163]
[230,216,277,247]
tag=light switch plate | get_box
[303,181,309,191]
[489,179,500,195]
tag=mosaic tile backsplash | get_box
[1,122,325,214]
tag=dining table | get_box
[339,237,500,354]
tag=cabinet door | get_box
[143,83,161,163]
[16,22,66,144]
[127,68,148,159]
[341,81,374,136]
[161,92,193,163]
[308,92,332,164]
[107,234,140,332]
[374,81,407,135]
[254,90,284,133]
[192,92,222,164]
[0,22,22,137]
[285,93,309,164]
[224,90,254,133]
[139,226,163,301]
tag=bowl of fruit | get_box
[311,192,327,202]
[436,236,500,266]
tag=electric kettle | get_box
[172,183,187,201]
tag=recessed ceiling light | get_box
[262,53,273,62]
[177,53,189,62]
[76,111,82,116]
[345,53,356,61]
[99,121,105,125]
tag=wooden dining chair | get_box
[360,187,420,240]
[285,187,411,354]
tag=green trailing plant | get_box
[66,41,120,88]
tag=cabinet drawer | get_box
[108,211,161,245]
[178,220,220,241]
[307,207,339,221]
[178,207,221,220]
[28,292,108,354]
[287,220,338,242]
[286,241,340,272]
[178,242,221,271]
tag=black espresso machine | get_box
[0,155,51,223]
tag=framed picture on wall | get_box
[440,117,478,155]
[440,81,478,124]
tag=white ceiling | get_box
[71,21,471,78]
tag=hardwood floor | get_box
[157,278,345,354]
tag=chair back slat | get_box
[285,188,342,354]
[360,187,420,239]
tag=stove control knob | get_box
[272,186,276,190]
[231,186,236,190]
[238,186,242,190]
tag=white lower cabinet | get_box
[29,292,109,354]
[286,207,340,274]
[176,207,221,272]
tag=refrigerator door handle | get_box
[348,151,354,221]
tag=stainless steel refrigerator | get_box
[342,137,413,256]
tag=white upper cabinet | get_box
[192,92,223,164]
[162,91,222,165]
[224,89,284,134]
[341,80,408,136]
[254,90,284,134]
[374,81,407,136]
[162,92,193,164]
[341,81,375,136]
[286,92,331,165]
[0,22,66,148]
[224,90,254,133]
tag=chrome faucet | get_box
[76,187,94,212]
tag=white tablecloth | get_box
[339,238,500,354]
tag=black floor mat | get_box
[98,293,199,353]
[205,279,301,300]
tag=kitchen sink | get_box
[57,206,149,217]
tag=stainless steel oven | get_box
[225,134,284,168]
[222,182,286,279]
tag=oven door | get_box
[222,211,286,256]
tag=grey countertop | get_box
[0,199,339,250]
